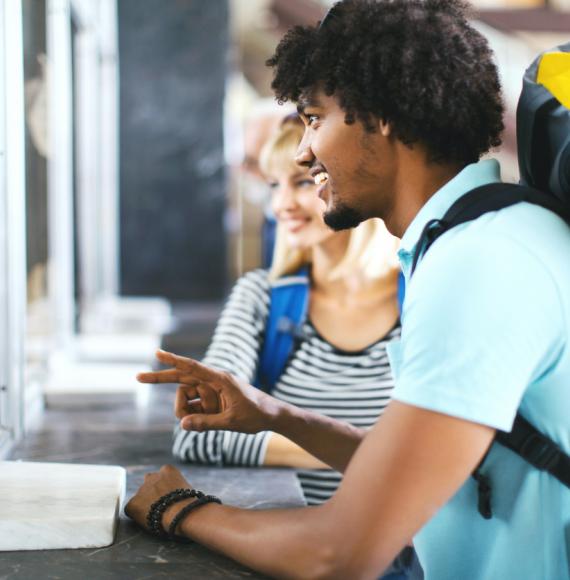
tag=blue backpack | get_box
[255,267,405,393]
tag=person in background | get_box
[173,114,402,507]
[240,100,292,267]
[241,100,284,183]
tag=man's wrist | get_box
[162,497,222,537]
[162,497,195,531]
[177,501,223,538]
[270,398,305,437]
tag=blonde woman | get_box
[172,114,401,506]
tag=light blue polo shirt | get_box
[387,159,570,580]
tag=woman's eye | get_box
[296,179,314,188]
[267,182,279,190]
[307,114,319,126]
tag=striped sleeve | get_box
[172,424,272,467]
[173,270,273,467]
[221,431,272,466]
[202,269,270,380]
[173,425,224,465]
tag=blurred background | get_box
[0,0,568,457]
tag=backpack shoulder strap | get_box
[255,267,310,392]
[410,182,570,276]
[397,271,406,314]
[496,413,570,488]
[475,413,570,519]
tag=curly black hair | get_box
[267,0,504,166]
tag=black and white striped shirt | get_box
[173,269,399,505]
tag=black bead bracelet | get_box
[147,488,204,536]
[146,488,222,539]
[167,494,222,539]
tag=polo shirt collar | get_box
[398,159,502,269]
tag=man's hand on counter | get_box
[124,464,196,532]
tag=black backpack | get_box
[409,43,570,519]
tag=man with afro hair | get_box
[127,1,570,578]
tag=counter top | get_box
[1,388,306,579]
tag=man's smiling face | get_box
[295,90,397,231]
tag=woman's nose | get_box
[272,183,298,214]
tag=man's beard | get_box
[323,199,365,231]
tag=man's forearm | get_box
[270,399,366,473]
[167,501,363,580]
[175,402,492,579]
[129,402,495,580]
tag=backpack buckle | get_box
[277,317,305,339]
[277,317,295,333]
[518,432,560,470]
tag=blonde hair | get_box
[260,116,399,282]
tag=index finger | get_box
[137,369,204,385]
[137,368,182,384]
[155,350,222,382]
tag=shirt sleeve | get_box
[172,423,271,467]
[172,269,273,466]
[202,269,269,381]
[394,231,565,431]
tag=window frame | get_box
[0,0,27,458]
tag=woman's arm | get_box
[126,401,495,579]
[173,426,328,470]
[263,432,329,469]
[172,426,224,465]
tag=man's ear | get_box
[379,118,391,137]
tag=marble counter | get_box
[1,388,306,579]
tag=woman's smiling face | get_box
[267,164,333,250]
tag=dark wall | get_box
[119,0,228,301]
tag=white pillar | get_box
[47,0,75,350]
[75,22,101,306]
[98,0,120,299]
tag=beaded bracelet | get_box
[147,488,204,536]
[167,494,222,539]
